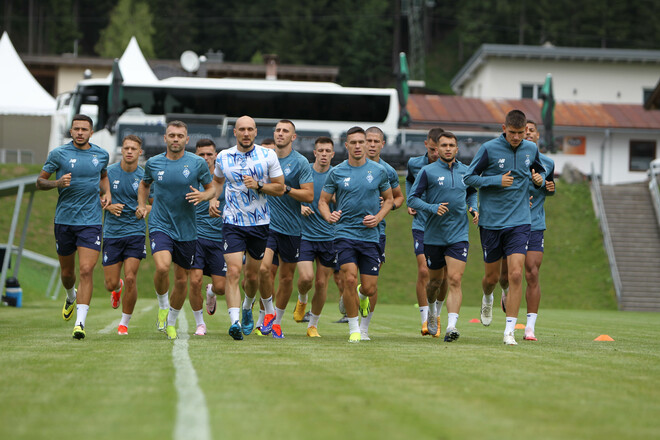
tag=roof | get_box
[107,36,158,84]
[452,43,660,94]
[0,32,55,116]
[408,94,660,132]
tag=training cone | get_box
[469,318,480,323]
[594,334,615,341]
[515,323,525,330]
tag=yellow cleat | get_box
[254,327,264,336]
[421,320,430,336]
[306,326,321,337]
[72,324,85,340]
[348,331,361,343]
[431,316,442,338]
[62,293,76,321]
[157,308,168,332]
[358,284,369,318]
[166,325,177,340]
[293,300,307,322]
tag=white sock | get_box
[358,291,367,301]
[419,305,429,324]
[228,307,240,324]
[360,311,374,332]
[526,313,537,331]
[436,300,444,316]
[483,292,493,304]
[167,307,180,327]
[308,313,320,328]
[206,284,215,297]
[298,292,308,304]
[157,291,169,309]
[274,307,285,325]
[430,301,437,315]
[75,304,89,327]
[447,312,459,329]
[119,313,131,327]
[242,295,256,310]
[256,310,265,327]
[193,309,204,327]
[66,287,76,302]
[504,317,517,334]
[262,296,275,315]
[348,316,359,334]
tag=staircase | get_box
[600,182,660,311]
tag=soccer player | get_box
[210,116,285,340]
[498,121,555,341]
[405,127,446,335]
[37,114,110,339]
[297,137,337,337]
[101,135,147,335]
[136,121,215,340]
[318,126,393,343]
[408,132,479,342]
[357,126,405,340]
[257,120,313,339]
[188,139,227,336]
[464,109,545,345]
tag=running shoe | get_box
[334,315,349,323]
[480,297,493,326]
[421,321,430,336]
[254,327,264,336]
[338,295,346,315]
[503,332,517,345]
[229,320,243,340]
[271,324,284,339]
[501,290,507,314]
[427,308,438,336]
[301,311,312,323]
[293,300,307,322]
[72,324,85,340]
[241,308,254,335]
[62,292,76,321]
[431,317,441,338]
[306,326,321,337]
[157,308,168,331]
[117,324,128,335]
[358,284,369,318]
[261,313,275,335]
[444,327,460,342]
[206,284,216,315]
[194,323,207,336]
[523,329,537,341]
[111,279,123,309]
[348,332,361,343]
[360,330,370,341]
[166,325,178,340]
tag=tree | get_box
[95,0,155,58]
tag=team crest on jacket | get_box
[525,155,531,167]
[284,164,291,176]
[92,155,99,167]
[132,180,139,191]
[366,171,373,183]
[183,165,190,178]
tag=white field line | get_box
[98,304,155,334]
[173,312,211,440]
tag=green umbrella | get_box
[397,52,411,127]
[540,73,555,152]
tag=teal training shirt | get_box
[301,165,335,242]
[377,157,400,237]
[42,142,110,226]
[406,154,430,232]
[103,163,146,238]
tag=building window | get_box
[643,88,654,104]
[521,84,542,99]
[629,140,656,171]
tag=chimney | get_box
[264,54,279,80]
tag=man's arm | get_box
[209,176,225,217]
[36,170,70,190]
[391,186,405,211]
[463,146,502,188]
[318,190,341,224]
[136,181,151,219]
[186,182,215,205]
[406,170,440,215]
[99,170,111,209]
[287,182,314,203]
[363,187,393,228]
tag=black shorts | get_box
[102,235,146,266]
[479,225,531,263]
[191,238,227,276]
[54,224,102,256]
[149,231,196,270]
[266,230,301,264]
[222,223,268,260]
[424,241,469,270]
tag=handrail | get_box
[590,163,622,306]
[648,159,660,229]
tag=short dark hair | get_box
[167,120,188,131]
[314,136,334,148]
[438,131,457,143]
[278,119,296,131]
[427,127,444,142]
[365,126,384,140]
[346,126,365,137]
[196,138,216,149]
[505,110,526,128]
[122,135,143,147]
[261,137,275,145]
[71,114,93,128]
[526,119,537,128]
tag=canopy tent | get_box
[108,36,158,84]
[0,32,55,116]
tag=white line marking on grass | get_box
[173,312,211,440]
[98,304,155,334]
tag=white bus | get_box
[49,77,400,161]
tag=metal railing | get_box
[649,159,660,229]
[590,163,622,305]
[0,149,33,164]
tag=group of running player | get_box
[38,108,553,345]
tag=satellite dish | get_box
[180,50,200,73]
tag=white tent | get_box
[0,32,55,115]
[107,36,158,84]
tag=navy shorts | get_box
[479,225,531,263]
[191,238,227,276]
[424,241,469,270]
[266,230,300,263]
[54,224,102,256]
[222,224,268,260]
[299,239,336,268]
[412,229,425,256]
[378,234,387,263]
[528,230,544,253]
[102,235,146,266]
[334,238,381,276]
[149,231,196,270]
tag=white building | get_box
[451,44,660,105]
